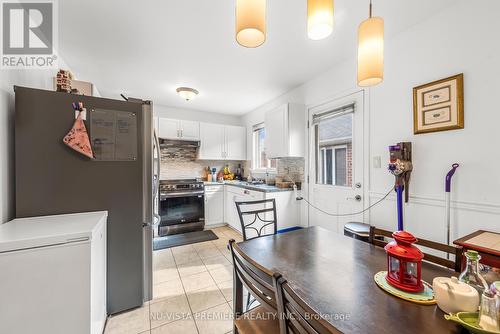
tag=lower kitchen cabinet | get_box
[223,185,299,236]
[204,185,224,226]
[225,185,264,233]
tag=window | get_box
[252,124,277,170]
[319,145,348,186]
[313,105,354,187]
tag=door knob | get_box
[347,195,362,201]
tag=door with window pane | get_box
[308,91,365,233]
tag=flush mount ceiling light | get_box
[357,0,384,87]
[176,87,199,101]
[307,0,334,40]
[236,0,267,48]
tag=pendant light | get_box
[357,0,384,87]
[236,0,266,48]
[307,0,334,40]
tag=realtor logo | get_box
[1,0,58,69]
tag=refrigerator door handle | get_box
[153,130,161,196]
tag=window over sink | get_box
[252,123,277,171]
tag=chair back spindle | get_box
[235,199,278,241]
[229,239,278,311]
[273,274,340,334]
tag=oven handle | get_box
[160,191,205,199]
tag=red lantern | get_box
[384,231,424,293]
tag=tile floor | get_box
[104,226,243,334]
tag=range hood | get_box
[159,139,200,161]
[159,138,200,148]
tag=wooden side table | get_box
[454,230,500,271]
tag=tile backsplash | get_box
[159,143,243,179]
[159,141,304,182]
[160,159,243,180]
[243,157,305,183]
[276,157,305,183]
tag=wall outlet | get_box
[373,156,382,169]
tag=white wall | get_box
[155,104,242,126]
[242,0,500,241]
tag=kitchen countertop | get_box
[204,180,295,193]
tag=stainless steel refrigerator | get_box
[14,86,160,314]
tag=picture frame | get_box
[413,73,464,134]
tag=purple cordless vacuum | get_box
[445,164,459,249]
[388,143,413,231]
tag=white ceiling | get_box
[58,0,455,115]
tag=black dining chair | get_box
[235,198,278,241]
[273,273,341,334]
[229,239,280,334]
[235,198,278,310]
[368,226,463,272]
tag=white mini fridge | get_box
[0,211,107,334]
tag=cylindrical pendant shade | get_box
[307,0,334,40]
[236,0,266,48]
[357,16,384,87]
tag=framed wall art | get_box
[413,73,464,134]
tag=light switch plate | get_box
[373,156,381,169]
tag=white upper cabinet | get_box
[199,123,225,159]
[199,122,246,160]
[158,118,179,139]
[264,103,305,158]
[180,120,200,140]
[158,118,200,141]
[225,125,246,160]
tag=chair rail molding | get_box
[369,191,500,215]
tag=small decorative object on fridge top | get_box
[55,69,73,93]
[384,231,424,293]
[459,250,489,296]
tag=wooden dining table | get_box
[234,226,467,334]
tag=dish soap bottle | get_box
[459,250,488,296]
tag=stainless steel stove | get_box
[158,179,205,236]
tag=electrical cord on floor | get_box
[296,186,394,217]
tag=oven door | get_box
[159,191,205,227]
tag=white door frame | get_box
[304,88,370,228]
